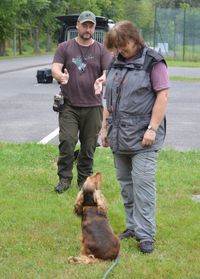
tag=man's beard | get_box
[80,33,92,40]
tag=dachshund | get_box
[68,172,120,264]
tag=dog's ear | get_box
[93,190,108,214]
[74,190,84,216]
[95,172,103,188]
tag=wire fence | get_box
[149,7,200,61]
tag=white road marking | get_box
[38,128,59,144]
[192,195,200,202]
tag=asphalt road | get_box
[0,55,200,151]
[0,57,57,143]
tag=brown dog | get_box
[68,172,120,264]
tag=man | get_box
[52,11,112,193]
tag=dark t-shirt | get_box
[53,39,112,107]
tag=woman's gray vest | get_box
[105,47,167,154]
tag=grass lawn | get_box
[170,76,200,82]
[166,60,200,67]
[0,143,200,279]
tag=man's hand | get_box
[60,68,69,85]
[94,77,104,95]
[94,71,106,95]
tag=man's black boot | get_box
[54,178,71,193]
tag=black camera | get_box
[53,93,64,112]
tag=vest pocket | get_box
[117,118,148,152]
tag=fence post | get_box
[183,6,186,61]
[13,28,16,56]
[153,4,157,49]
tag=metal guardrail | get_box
[66,29,105,43]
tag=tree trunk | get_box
[18,30,23,55]
[46,27,52,52]
[29,28,33,42]
[34,27,40,54]
[0,37,7,56]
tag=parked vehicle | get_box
[56,14,114,44]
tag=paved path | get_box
[1,55,199,78]
[164,80,200,150]
[0,55,53,74]
[168,67,200,78]
[0,55,200,151]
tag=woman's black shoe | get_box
[118,229,135,240]
[139,241,154,253]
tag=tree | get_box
[124,0,154,42]
[0,0,25,55]
[99,0,125,20]
[22,0,52,54]
[42,0,69,52]
[0,0,125,56]
[153,0,200,8]
[65,0,125,20]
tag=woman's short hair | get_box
[104,20,144,51]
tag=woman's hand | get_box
[141,129,156,147]
[101,128,109,147]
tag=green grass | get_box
[0,143,200,279]
[170,76,200,82]
[166,59,200,67]
[0,49,56,60]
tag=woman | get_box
[101,21,169,253]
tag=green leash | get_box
[102,255,120,279]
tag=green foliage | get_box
[66,0,125,19]
[124,0,154,40]
[98,0,125,20]
[0,0,25,41]
[154,0,200,8]
[1,0,200,59]
[0,0,125,55]
[0,143,200,278]
[125,0,153,26]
